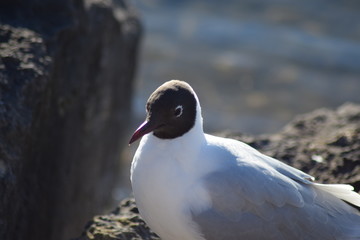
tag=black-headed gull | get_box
[129,80,360,240]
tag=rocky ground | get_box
[0,1,140,239]
[75,103,360,240]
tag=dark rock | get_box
[75,103,360,240]
[76,198,159,240]
[0,1,141,240]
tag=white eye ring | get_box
[175,105,183,117]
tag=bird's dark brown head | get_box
[129,80,198,144]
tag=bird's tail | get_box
[313,183,360,207]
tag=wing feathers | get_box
[193,136,360,239]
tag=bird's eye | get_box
[174,105,183,117]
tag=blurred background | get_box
[121,0,360,200]
[130,0,360,134]
[1,1,359,239]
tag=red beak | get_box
[129,120,160,144]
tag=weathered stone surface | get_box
[76,103,360,240]
[76,198,159,240]
[0,1,141,240]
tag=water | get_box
[131,0,360,134]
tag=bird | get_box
[129,80,360,240]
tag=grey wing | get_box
[191,162,360,240]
